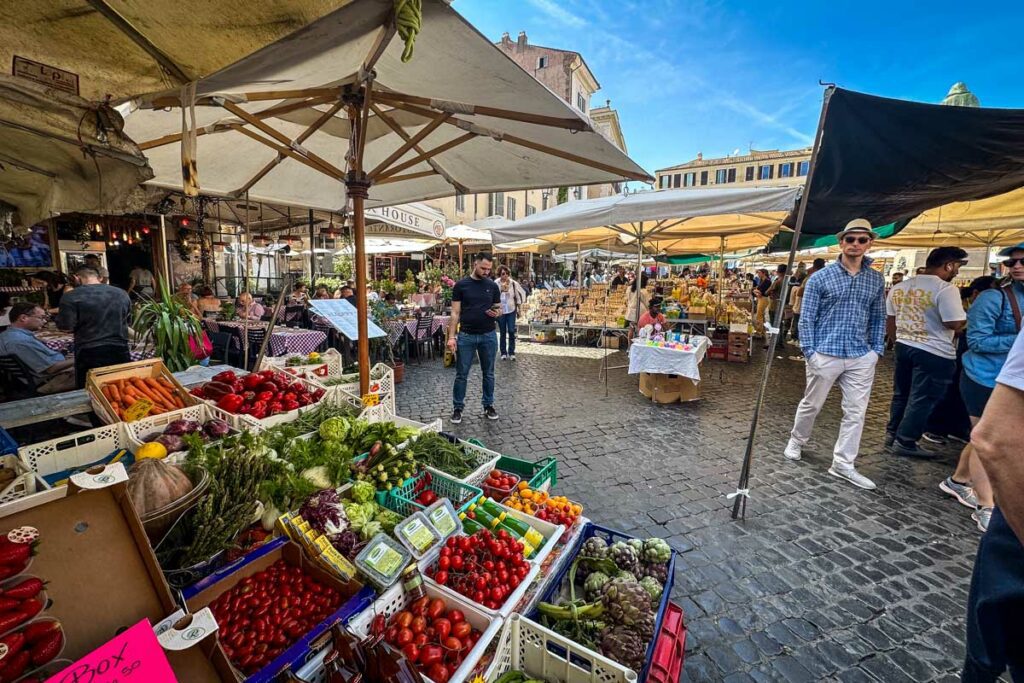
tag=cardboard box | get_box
[600,335,623,350]
[87,358,198,424]
[0,484,232,681]
[640,372,701,403]
[728,351,750,363]
[183,538,372,682]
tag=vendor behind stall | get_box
[637,300,667,330]
[56,266,132,388]
[0,302,76,393]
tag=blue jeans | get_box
[963,507,1024,682]
[885,343,955,444]
[453,331,497,410]
[498,312,517,356]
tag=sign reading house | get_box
[366,204,446,240]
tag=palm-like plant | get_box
[134,278,204,372]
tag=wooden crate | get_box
[86,359,198,425]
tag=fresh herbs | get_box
[406,432,481,479]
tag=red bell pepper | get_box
[212,370,238,384]
[282,399,299,411]
[268,401,284,415]
[283,392,297,402]
[231,380,244,393]
[203,381,234,400]
[256,390,274,403]
[190,386,206,398]
[216,393,245,413]
[249,401,268,419]
[242,373,263,390]
[257,381,279,394]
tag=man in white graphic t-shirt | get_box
[884,246,968,458]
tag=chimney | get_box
[696,152,703,161]
[500,32,511,48]
[517,31,528,50]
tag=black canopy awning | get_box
[789,87,1024,235]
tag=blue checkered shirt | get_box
[799,256,886,359]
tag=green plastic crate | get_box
[386,469,482,518]
[488,453,558,492]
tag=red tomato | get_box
[426,598,446,621]
[394,611,413,629]
[432,618,451,642]
[402,643,420,664]
[451,621,472,640]
[437,556,451,570]
[428,663,450,683]
[447,609,465,624]
[411,616,427,635]
[413,632,429,648]
[396,628,414,646]
[434,570,449,585]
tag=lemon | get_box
[308,352,321,361]
[136,442,168,460]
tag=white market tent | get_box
[875,186,1024,249]
[120,0,648,392]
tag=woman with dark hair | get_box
[624,272,650,330]
[496,266,526,360]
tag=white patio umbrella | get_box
[123,0,649,392]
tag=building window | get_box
[526,204,536,216]
[797,160,810,176]
[758,165,773,180]
[489,192,505,216]
[659,176,669,189]
[745,166,754,181]
[576,92,587,112]
[728,168,736,183]
[778,162,793,178]
[507,197,517,220]
[673,173,681,188]
[542,194,549,211]
[454,191,465,213]
[715,169,728,184]
[537,56,548,69]
[700,171,708,186]
[683,172,696,187]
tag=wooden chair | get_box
[0,355,39,400]
[412,314,435,363]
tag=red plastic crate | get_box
[646,600,686,683]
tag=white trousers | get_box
[789,351,879,468]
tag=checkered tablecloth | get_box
[386,316,450,344]
[37,332,150,361]
[212,320,325,356]
[0,286,44,294]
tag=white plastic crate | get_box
[337,362,396,416]
[211,376,330,430]
[123,403,240,455]
[18,422,133,483]
[0,454,48,505]
[259,348,344,379]
[347,580,502,683]
[422,436,501,488]
[425,558,540,620]
[484,614,638,683]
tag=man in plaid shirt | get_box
[784,219,886,489]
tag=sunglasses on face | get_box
[843,236,871,245]
[1005,258,1024,267]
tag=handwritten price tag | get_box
[123,399,153,422]
[48,619,176,683]
[361,393,380,407]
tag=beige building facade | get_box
[656,147,812,191]
[425,32,627,227]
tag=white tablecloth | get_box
[627,336,709,381]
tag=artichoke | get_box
[584,571,611,600]
[640,562,668,584]
[615,570,638,583]
[600,625,648,671]
[609,541,640,574]
[601,576,654,629]
[639,576,664,605]
[625,538,645,555]
[581,536,609,559]
[642,537,672,565]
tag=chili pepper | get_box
[2,577,43,600]
[0,543,31,566]
[29,628,63,667]
[0,632,26,661]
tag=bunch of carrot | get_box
[99,376,185,419]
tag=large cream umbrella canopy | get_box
[123,0,650,392]
[874,187,1024,249]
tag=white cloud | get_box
[525,0,588,29]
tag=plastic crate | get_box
[529,522,676,682]
[259,348,344,379]
[0,428,18,457]
[647,601,686,683]
[214,376,330,430]
[0,455,48,505]
[386,470,482,518]
[421,432,501,488]
[493,454,558,492]
[483,613,637,683]
[123,403,240,457]
[18,422,134,485]
[347,579,503,683]
[336,362,396,416]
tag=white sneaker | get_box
[500,354,509,360]
[972,507,993,533]
[783,440,802,461]
[509,354,516,361]
[828,465,876,490]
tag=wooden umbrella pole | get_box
[344,85,373,397]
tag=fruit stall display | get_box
[0,361,685,683]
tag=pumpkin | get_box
[127,459,194,518]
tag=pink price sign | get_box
[47,619,176,683]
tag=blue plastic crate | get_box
[0,427,17,457]
[529,521,676,682]
[181,537,376,683]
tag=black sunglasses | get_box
[843,236,871,245]
[1005,258,1024,267]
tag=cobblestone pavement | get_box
[396,340,982,682]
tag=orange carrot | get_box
[108,383,121,404]
[146,378,176,407]
[130,377,162,405]
[101,385,112,401]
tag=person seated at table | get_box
[288,282,309,306]
[313,285,331,300]
[195,286,222,315]
[382,292,400,317]
[174,282,202,317]
[0,303,76,393]
[339,286,357,307]
[366,283,380,303]
[637,300,668,331]
[236,291,265,320]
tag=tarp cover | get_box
[490,186,799,255]
[0,76,152,226]
[790,88,1024,235]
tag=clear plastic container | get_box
[423,498,460,542]
[393,511,442,559]
[354,533,412,590]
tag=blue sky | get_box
[457,0,1024,176]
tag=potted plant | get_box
[134,278,206,372]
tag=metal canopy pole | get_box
[731,86,834,520]
[309,208,316,283]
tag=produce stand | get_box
[0,355,685,682]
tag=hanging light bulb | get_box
[142,226,150,235]
[93,223,101,234]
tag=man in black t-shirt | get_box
[446,254,501,423]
